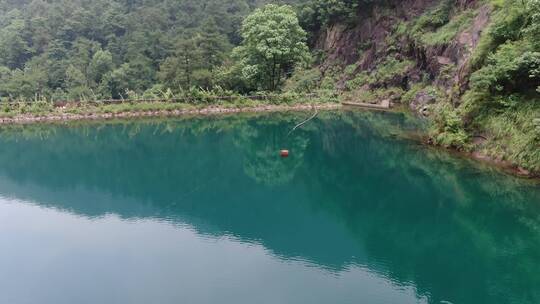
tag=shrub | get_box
[346,57,414,89]
[319,65,341,90]
[402,83,425,104]
[430,103,469,149]
[344,63,358,76]
[372,58,414,83]
[476,102,540,171]
[142,84,174,100]
[411,0,453,35]
[345,72,371,90]
[470,42,540,96]
[284,67,322,93]
[420,10,476,46]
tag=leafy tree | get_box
[158,38,202,89]
[88,50,114,85]
[197,19,232,69]
[233,4,310,91]
[0,17,32,69]
[65,65,91,100]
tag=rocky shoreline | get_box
[421,140,540,180]
[468,151,539,179]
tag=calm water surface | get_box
[0,110,539,304]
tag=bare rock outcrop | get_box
[315,0,491,114]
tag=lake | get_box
[0,110,539,304]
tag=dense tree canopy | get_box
[0,0,305,101]
[233,4,310,91]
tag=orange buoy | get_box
[280,150,289,157]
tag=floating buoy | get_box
[280,150,289,158]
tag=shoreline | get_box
[0,103,341,125]
[420,141,540,181]
[0,102,537,180]
[468,150,539,180]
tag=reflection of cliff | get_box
[298,113,540,304]
[0,112,539,304]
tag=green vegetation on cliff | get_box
[296,0,540,173]
[460,0,540,172]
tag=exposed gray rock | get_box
[410,91,437,116]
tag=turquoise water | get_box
[0,110,539,304]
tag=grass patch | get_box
[473,101,540,171]
[394,0,476,48]
[412,0,453,33]
[420,10,476,46]
[0,92,339,120]
[345,57,414,89]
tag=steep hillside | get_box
[294,0,540,175]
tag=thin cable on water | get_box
[287,107,319,137]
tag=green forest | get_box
[1,0,537,100]
[0,0,539,173]
[0,0,309,99]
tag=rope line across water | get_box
[287,107,319,137]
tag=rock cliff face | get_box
[317,0,437,68]
[309,0,540,176]
[315,0,490,113]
